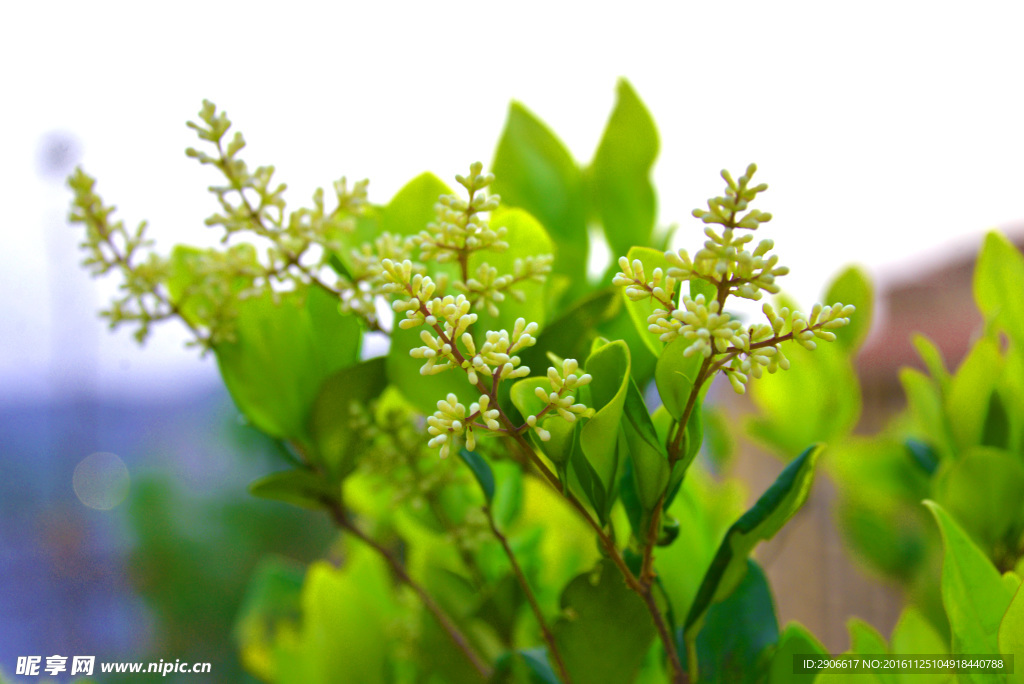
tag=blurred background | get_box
[2,1,1022,680]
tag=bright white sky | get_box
[2,1,1022,400]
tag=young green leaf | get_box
[767,623,827,684]
[655,336,701,422]
[378,172,452,237]
[683,445,823,656]
[999,583,1024,684]
[923,501,1016,661]
[589,78,659,259]
[580,340,631,512]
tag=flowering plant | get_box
[70,82,875,683]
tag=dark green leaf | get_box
[249,469,338,510]
[457,448,495,505]
[982,390,1010,448]
[553,560,656,684]
[520,287,621,372]
[519,648,561,684]
[681,559,779,684]
[589,78,659,258]
[683,445,822,651]
[492,101,587,296]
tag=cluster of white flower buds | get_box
[524,359,594,441]
[458,318,538,384]
[612,257,679,308]
[456,256,554,316]
[412,162,508,263]
[427,394,502,459]
[612,164,856,395]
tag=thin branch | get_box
[484,506,573,684]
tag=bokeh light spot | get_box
[73,452,130,510]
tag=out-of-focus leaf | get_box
[767,622,827,683]
[234,557,305,682]
[492,101,587,297]
[248,469,338,510]
[589,78,659,258]
[1000,583,1024,684]
[974,231,1024,346]
[823,265,873,352]
[934,447,1024,564]
[946,337,1002,451]
[378,171,451,237]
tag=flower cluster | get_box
[523,359,594,440]
[613,164,854,394]
[426,394,502,459]
[411,162,508,263]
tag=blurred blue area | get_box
[0,386,334,682]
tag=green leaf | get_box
[900,367,955,460]
[589,78,659,258]
[471,207,554,332]
[682,559,779,684]
[621,246,671,357]
[1000,582,1024,684]
[747,326,859,458]
[981,390,1011,449]
[823,265,873,351]
[974,231,1024,346]
[767,623,827,684]
[378,172,451,237]
[518,648,561,684]
[552,560,656,684]
[457,448,495,505]
[272,552,399,684]
[934,447,1024,563]
[664,396,704,510]
[234,557,305,682]
[215,286,362,446]
[308,357,388,479]
[580,340,632,513]
[904,438,939,476]
[520,287,621,373]
[946,337,1003,450]
[912,334,951,395]
[683,445,822,652]
[924,501,1016,662]
[492,101,587,296]
[889,606,948,662]
[655,336,702,421]
[248,469,338,510]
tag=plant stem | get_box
[325,501,492,681]
[484,506,574,684]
